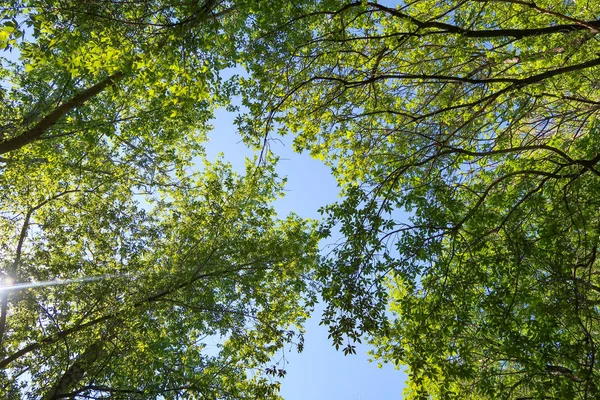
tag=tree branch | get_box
[0,71,125,155]
[368,2,600,38]
[43,341,106,400]
[0,247,222,369]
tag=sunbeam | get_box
[0,274,128,292]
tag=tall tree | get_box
[0,1,319,398]
[1,156,318,399]
[240,0,600,398]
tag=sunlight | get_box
[0,277,14,287]
[0,274,125,292]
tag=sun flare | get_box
[0,274,125,292]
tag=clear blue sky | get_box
[205,107,407,399]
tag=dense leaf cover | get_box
[0,1,318,399]
[241,0,600,398]
[4,0,600,398]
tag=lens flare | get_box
[0,274,127,292]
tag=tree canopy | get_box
[240,0,600,398]
[0,1,319,398]
[3,0,600,399]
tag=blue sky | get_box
[205,107,407,399]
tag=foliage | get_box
[0,1,319,399]
[240,0,600,398]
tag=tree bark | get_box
[43,340,106,400]
[0,71,125,155]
